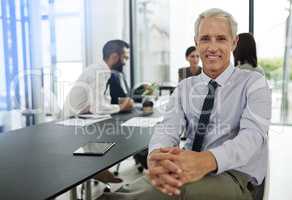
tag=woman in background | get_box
[178,46,201,82]
[233,32,265,75]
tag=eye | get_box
[217,36,227,41]
[199,36,209,42]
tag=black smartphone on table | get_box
[73,142,115,156]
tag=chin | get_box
[205,64,221,71]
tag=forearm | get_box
[209,129,266,174]
[209,81,271,174]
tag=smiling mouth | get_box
[206,55,221,61]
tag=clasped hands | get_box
[146,147,217,196]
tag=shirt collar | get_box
[200,64,235,87]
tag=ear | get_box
[109,52,120,63]
[231,35,239,51]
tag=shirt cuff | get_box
[112,105,120,113]
[208,147,229,175]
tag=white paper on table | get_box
[56,116,112,127]
[78,114,111,119]
[121,117,164,127]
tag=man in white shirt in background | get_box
[62,40,133,119]
[61,39,134,183]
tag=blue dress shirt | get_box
[149,64,271,185]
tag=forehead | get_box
[198,16,232,37]
[189,50,199,54]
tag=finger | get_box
[154,182,177,196]
[149,152,179,161]
[159,147,173,153]
[145,169,156,181]
[163,184,181,196]
[169,148,181,154]
[146,174,165,189]
[148,165,169,177]
[144,170,150,179]
[147,159,158,169]
[160,147,181,154]
[152,176,181,196]
[176,173,190,185]
[156,185,169,195]
[151,176,165,187]
[160,160,182,174]
[160,173,183,188]
[154,181,181,196]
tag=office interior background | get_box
[0,0,292,199]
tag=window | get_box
[40,0,84,111]
[132,0,170,86]
[0,0,30,111]
[255,0,292,124]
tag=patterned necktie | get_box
[192,80,218,152]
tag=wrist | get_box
[204,151,218,173]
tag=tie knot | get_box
[208,80,218,90]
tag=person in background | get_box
[62,40,133,119]
[104,40,134,108]
[178,46,201,82]
[233,32,265,75]
[61,39,136,184]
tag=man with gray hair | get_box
[97,8,270,200]
[143,8,271,200]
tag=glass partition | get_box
[255,0,292,124]
[132,0,170,86]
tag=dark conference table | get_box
[0,110,156,200]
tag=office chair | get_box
[113,154,146,176]
[252,136,269,200]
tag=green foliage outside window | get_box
[259,58,283,80]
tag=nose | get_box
[206,39,218,53]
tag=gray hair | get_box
[195,8,238,39]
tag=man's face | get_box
[195,16,237,78]
[120,47,130,65]
[112,47,130,72]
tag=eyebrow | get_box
[199,34,229,39]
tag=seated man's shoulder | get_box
[235,67,265,81]
[79,65,106,75]
[77,65,110,83]
[234,68,269,89]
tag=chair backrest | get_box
[262,148,270,200]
